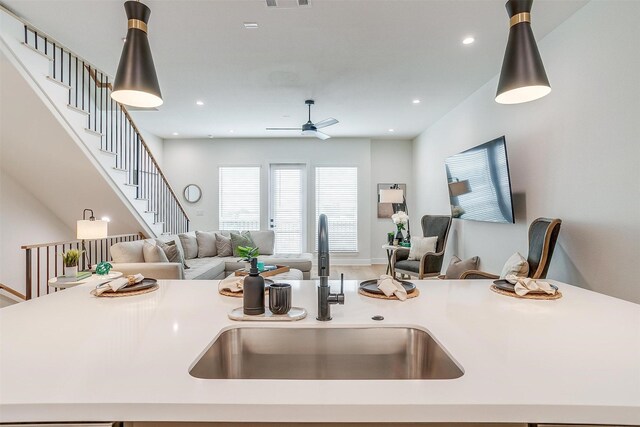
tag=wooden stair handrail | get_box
[84,66,190,221]
[0,283,26,301]
[21,233,143,250]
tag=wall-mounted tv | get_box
[445,136,515,224]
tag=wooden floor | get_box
[309,264,387,280]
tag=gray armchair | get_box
[461,217,562,280]
[391,215,452,279]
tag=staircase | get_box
[0,8,189,237]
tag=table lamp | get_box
[77,209,108,271]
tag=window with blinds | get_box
[315,167,358,252]
[218,166,261,231]
[270,164,306,254]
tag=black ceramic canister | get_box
[268,283,292,315]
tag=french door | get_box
[269,164,307,254]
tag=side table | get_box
[48,271,123,289]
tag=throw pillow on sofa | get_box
[178,233,198,259]
[249,231,275,256]
[196,231,218,258]
[143,241,169,263]
[110,240,146,263]
[215,233,233,257]
[158,240,189,269]
[500,252,529,279]
[407,236,438,260]
[230,231,256,257]
[444,255,480,279]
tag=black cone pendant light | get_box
[495,0,551,104]
[112,1,162,108]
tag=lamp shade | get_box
[449,180,471,197]
[379,188,404,204]
[111,1,163,108]
[495,0,551,104]
[77,220,108,240]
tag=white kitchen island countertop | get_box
[0,279,638,424]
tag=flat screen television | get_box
[445,136,515,223]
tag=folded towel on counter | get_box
[505,274,556,296]
[219,275,245,293]
[377,274,407,301]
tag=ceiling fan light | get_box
[301,130,315,136]
[495,0,550,105]
[112,1,162,108]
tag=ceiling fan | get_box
[267,100,339,140]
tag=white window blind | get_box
[219,166,261,231]
[315,167,358,252]
[270,164,305,254]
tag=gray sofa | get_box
[108,230,312,280]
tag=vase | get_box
[65,265,78,278]
[395,227,404,242]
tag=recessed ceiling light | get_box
[207,134,214,139]
[388,129,395,132]
[196,100,204,106]
[172,132,179,136]
[462,36,475,45]
[412,99,421,104]
[229,130,235,133]
[243,22,259,29]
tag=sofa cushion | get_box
[155,234,185,260]
[196,231,218,258]
[111,240,146,263]
[215,233,233,257]
[230,231,256,256]
[185,257,226,280]
[178,232,198,259]
[157,240,189,269]
[444,255,480,279]
[249,230,275,256]
[143,241,169,263]
[224,253,313,273]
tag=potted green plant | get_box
[61,249,83,278]
[236,246,259,270]
[387,232,395,245]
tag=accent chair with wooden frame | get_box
[460,217,562,280]
[391,215,452,279]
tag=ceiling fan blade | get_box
[314,130,331,140]
[266,127,301,131]
[314,117,339,129]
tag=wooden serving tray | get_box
[234,265,290,278]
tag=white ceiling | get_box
[2,0,588,140]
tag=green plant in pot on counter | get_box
[61,249,83,278]
[237,246,259,263]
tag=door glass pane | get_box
[270,164,306,253]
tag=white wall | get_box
[138,129,164,168]
[163,137,412,264]
[0,170,73,295]
[412,1,640,303]
[370,139,413,263]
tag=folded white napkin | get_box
[377,274,407,301]
[95,274,144,296]
[219,275,244,293]
[505,274,556,296]
[95,277,128,295]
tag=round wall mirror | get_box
[183,184,202,203]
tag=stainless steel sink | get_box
[189,327,463,380]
